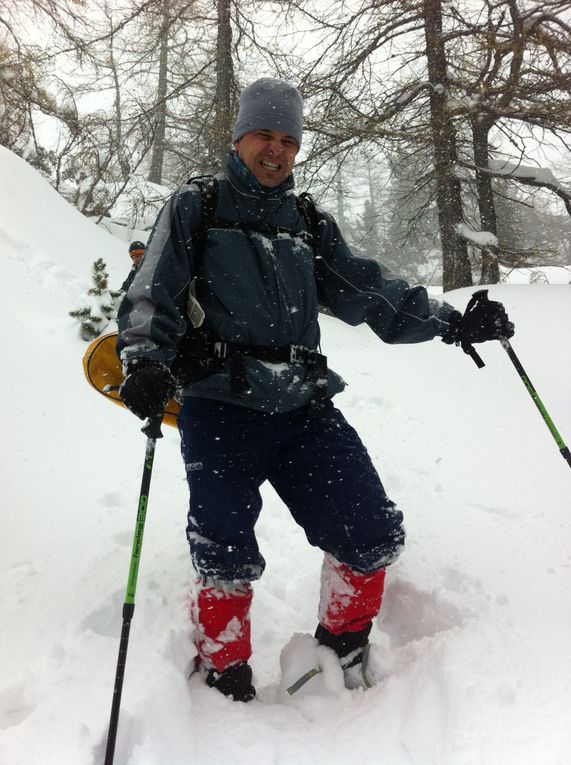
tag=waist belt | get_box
[211,340,321,365]
[214,341,328,404]
[174,330,328,407]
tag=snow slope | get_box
[1,147,570,765]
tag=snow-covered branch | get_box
[463,160,571,216]
[456,222,499,249]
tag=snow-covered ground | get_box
[1,146,570,765]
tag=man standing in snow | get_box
[117,78,513,702]
[121,241,146,293]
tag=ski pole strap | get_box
[142,416,163,439]
[461,341,485,369]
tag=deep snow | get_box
[1,146,570,765]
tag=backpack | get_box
[170,175,328,398]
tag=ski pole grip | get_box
[142,416,163,439]
[470,288,489,304]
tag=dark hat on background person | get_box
[232,78,304,148]
[129,241,145,253]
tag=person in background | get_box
[116,78,514,702]
[121,241,146,292]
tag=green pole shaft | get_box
[500,338,571,470]
[104,417,163,765]
[125,441,154,604]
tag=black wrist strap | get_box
[461,340,485,368]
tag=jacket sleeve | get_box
[314,209,456,344]
[120,266,137,293]
[116,184,202,368]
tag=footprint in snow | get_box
[0,682,38,731]
[78,590,122,637]
[380,579,469,648]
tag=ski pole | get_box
[104,416,163,765]
[499,337,571,471]
[457,290,570,470]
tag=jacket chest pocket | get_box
[272,234,315,301]
[197,229,317,342]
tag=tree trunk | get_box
[108,23,130,180]
[471,116,500,284]
[148,0,170,184]
[212,0,234,171]
[423,0,472,292]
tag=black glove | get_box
[442,290,514,347]
[120,361,176,420]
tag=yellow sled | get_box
[82,332,180,428]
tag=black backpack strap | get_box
[296,191,321,258]
[186,175,219,255]
[296,191,328,296]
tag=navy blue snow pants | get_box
[178,397,405,582]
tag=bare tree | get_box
[147,0,172,183]
[423,0,473,289]
[212,0,235,170]
[277,0,570,288]
[0,0,86,166]
[442,0,571,280]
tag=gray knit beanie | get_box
[232,78,303,147]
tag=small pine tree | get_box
[70,258,123,341]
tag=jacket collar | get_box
[226,151,295,198]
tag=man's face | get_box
[234,129,298,188]
[130,249,144,267]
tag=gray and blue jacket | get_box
[117,152,456,413]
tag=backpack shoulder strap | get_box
[296,191,330,297]
[296,191,321,258]
[184,175,220,269]
[186,175,219,230]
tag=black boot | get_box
[285,624,376,696]
[315,623,374,688]
[206,662,256,702]
[315,622,371,665]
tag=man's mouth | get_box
[260,160,280,171]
